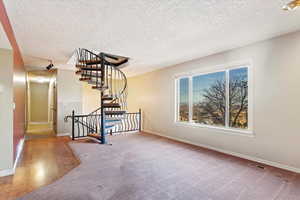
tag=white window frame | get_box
[175,62,254,136]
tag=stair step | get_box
[79,67,102,71]
[75,64,86,68]
[105,116,125,121]
[87,133,101,140]
[105,119,122,126]
[76,64,101,71]
[79,78,100,85]
[81,73,101,78]
[75,70,82,75]
[87,80,100,85]
[102,103,120,108]
[76,70,101,75]
[79,77,91,81]
[106,124,117,129]
[102,96,113,101]
[104,111,126,115]
[79,59,101,65]
[106,119,121,123]
[92,86,109,91]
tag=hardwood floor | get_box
[0,136,80,200]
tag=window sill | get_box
[174,121,254,137]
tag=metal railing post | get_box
[72,110,75,140]
[100,52,106,144]
[139,108,142,132]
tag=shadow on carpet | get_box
[18,133,300,200]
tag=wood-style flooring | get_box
[1,133,300,200]
[0,136,80,200]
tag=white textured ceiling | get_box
[3,0,300,76]
[0,23,11,49]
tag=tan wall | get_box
[0,0,26,165]
[127,31,300,171]
[0,48,14,171]
[57,69,82,134]
[29,82,49,122]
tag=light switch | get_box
[0,85,3,93]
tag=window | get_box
[192,71,226,127]
[178,78,189,122]
[176,66,250,132]
[229,68,248,129]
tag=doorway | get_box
[26,69,57,139]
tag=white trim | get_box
[174,121,253,137]
[144,130,300,174]
[175,62,253,135]
[225,70,230,127]
[13,138,24,171]
[174,79,179,122]
[173,59,253,78]
[57,132,70,137]
[188,76,193,123]
[28,122,50,125]
[0,168,14,177]
[0,138,25,177]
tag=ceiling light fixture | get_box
[283,0,300,11]
[46,60,54,70]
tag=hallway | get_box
[0,137,79,200]
[26,123,55,139]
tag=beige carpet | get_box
[18,133,300,200]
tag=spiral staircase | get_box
[75,48,129,144]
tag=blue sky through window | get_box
[229,67,247,82]
[179,78,189,104]
[193,71,225,103]
[178,66,249,128]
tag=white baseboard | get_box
[0,168,14,177]
[13,138,24,171]
[144,130,300,174]
[28,122,51,125]
[0,138,25,177]
[57,133,70,137]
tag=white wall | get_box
[127,31,300,171]
[55,69,102,135]
[82,82,100,113]
[0,48,14,173]
[57,69,82,135]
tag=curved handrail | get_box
[76,48,128,115]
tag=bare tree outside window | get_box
[229,68,248,129]
[179,78,189,122]
[192,72,226,126]
[177,67,249,130]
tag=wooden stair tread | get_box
[75,64,86,68]
[102,96,113,101]
[79,67,102,71]
[75,70,82,75]
[79,77,91,81]
[80,73,101,78]
[78,59,101,65]
[87,133,101,139]
[102,103,120,108]
[92,85,108,89]
[79,58,128,67]
[104,111,126,115]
